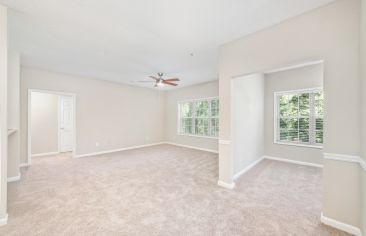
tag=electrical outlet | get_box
[145,136,150,141]
[95,142,100,147]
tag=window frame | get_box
[273,87,323,149]
[177,96,219,139]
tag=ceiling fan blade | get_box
[164,78,180,82]
[149,76,159,81]
[163,81,178,86]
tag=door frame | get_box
[27,89,76,165]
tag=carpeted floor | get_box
[1,144,349,235]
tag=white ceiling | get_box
[1,0,334,89]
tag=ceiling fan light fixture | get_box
[157,80,164,87]
[143,73,180,88]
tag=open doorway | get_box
[231,60,324,180]
[27,90,76,165]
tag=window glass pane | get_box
[279,130,288,141]
[195,118,209,136]
[185,125,193,134]
[181,102,193,117]
[288,130,299,141]
[180,119,185,133]
[211,99,219,117]
[280,94,298,117]
[211,118,219,136]
[316,131,323,144]
[181,118,193,134]
[299,130,309,143]
[315,92,324,144]
[299,93,310,116]
[195,101,209,117]
[315,92,324,117]
[279,118,298,130]
[299,118,309,130]
[280,129,298,141]
[316,118,323,130]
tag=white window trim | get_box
[177,96,219,139]
[273,87,323,149]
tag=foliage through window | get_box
[275,89,324,147]
[179,98,219,137]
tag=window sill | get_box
[177,133,219,140]
[274,141,323,149]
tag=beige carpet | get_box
[1,144,349,235]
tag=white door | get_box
[60,96,74,152]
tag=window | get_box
[178,97,219,138]
[274,88,324,148]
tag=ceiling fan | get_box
[139,72,180,87]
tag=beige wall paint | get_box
[20,67,165,163]
[264,64,323,164]
[164,81,218,151]
[360,0,366,232]
[362,0,366,162]
[232,74,264,175]
[0,4,7,220]
[30,92,59,155]
[219,0,361,228]
[7,51,20,178]
[322,159,361,228]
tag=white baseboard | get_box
[74,141,218,158]
[7,173,21,182]
[0,214,8,226]
[321,212,362,236]
[74,142,166,158]
[233,157,264,180]
[165,142,218,154]
[324,153,366,171]
[263,155,323,168]
[31,151,59,158]
[19,162,30,168]
[217,180,236,189]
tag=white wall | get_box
[264,64,323,164]
[219,0,361,229]
[164,81,218,152]
[30,92,59,155]
[231,74,264,176]
[7,51,20,178]
[0,4,7,222]
[20,67,165,163]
